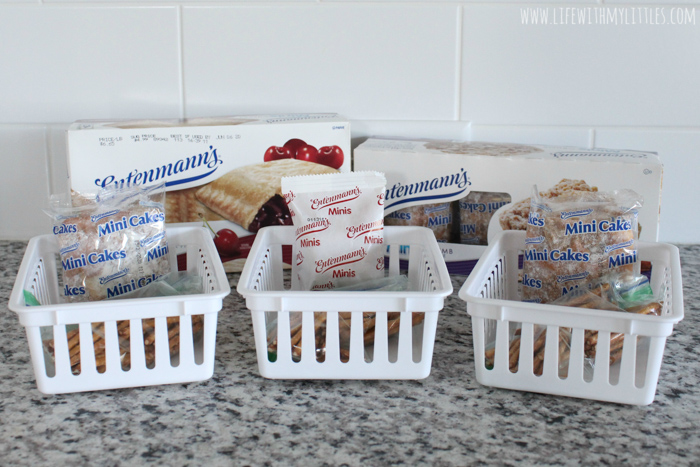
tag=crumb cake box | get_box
[66,114,351,271]
[353,138,663,275]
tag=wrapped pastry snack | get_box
[486,273,662,375]
[37,271,206,374]
[521,186,642,304]
[282,171,386,291]
[264,276,420,362]
[48,184,171,302]
[384,202,453,243]
[499,179,598,232]
[42,315,205,374]
[458,191,511,245]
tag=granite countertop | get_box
[0,240,698,465]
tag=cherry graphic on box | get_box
[316,146,344,169]
[283,138,307,158]
[264,139,344,169]
[200,214,241,258]
[264,146,293,162]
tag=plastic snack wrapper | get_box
[47,183,170,302]
[521,186,643,304]
[107,271,204,300]
[553,273,662,373]
[41,184,202,374]
[281,171,386,291]
[484,325,572,376]
[458,191,511,245]
[37,268,206,374]
[384,202,453,243]
[274,171,426,362]
[264,276,420,362]
[485,272,662,376]
[41,315,205,375]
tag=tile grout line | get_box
[4,3,699,8]
[454,4,463,122]
[43,124,55,196]
[177,4,186,119]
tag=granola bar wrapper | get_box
[521,186,642,304]
[48,183,171,302]
[281,171,386,291]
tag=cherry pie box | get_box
[66,114,351,271]
[353,137,663,275]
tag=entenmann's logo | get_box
[315,248,367,273]
[384,168,470,210]
[94,145,222,188]
[296,219,331,240]
[346,219,384,239]
[310,187,361,210]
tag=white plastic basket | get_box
[458,231,684,405]
[8,226,230,394]
[237,226,452,379]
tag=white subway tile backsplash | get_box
[182,5,459,120]
[461,5,700,127]
[594,128,700,244]
[0,126,52,240]
[469,125,592,147]
[47,124,70,196]
[0,2,696,242]
[323,0,597,2]
[0,6,181,124]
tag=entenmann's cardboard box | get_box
[67,114,351,271]
[354,138,663,275]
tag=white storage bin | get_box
[8,226,230,394]
[459,231,684,405]
[237,226,452,379]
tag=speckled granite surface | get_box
[1,240,698,466]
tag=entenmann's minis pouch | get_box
[281,171,386,291]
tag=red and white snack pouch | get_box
[281,171,386,291]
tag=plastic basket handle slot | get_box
[154,316,171,368]
[104,320,122,372]
[179,316,196,366]
[276,311,292,362]
[568,328,586,381]
[52,324,71,376]
[324,312,340,364]
[618,333,637,384]
[301,311,316,362]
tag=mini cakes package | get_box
[47,184,170,302]
[521,187,643,304]
[354,137,662,275]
